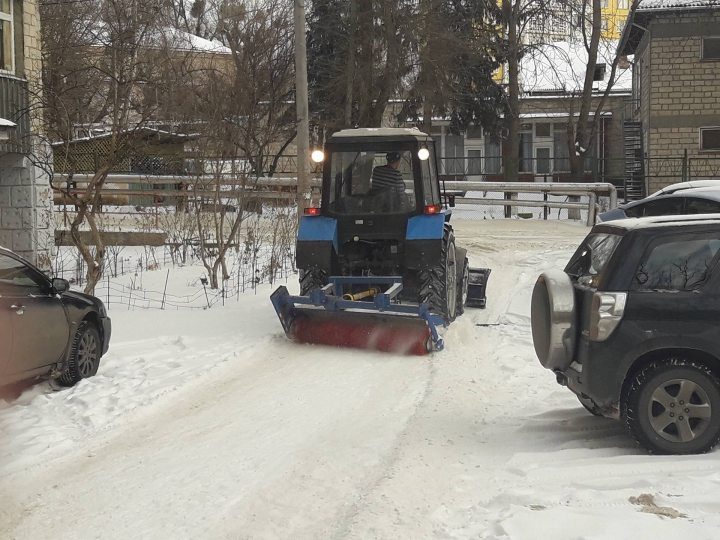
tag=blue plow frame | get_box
[270,276,445,351]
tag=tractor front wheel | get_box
[419,226,458,324]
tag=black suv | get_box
[531,215,720,454]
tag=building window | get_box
[0,0,12,73]
[616,20,625,35]
[536,123,551,138]
[553,123,570,172]
[601,0,608,7]
[484,137,502,174]
[618,0,629,8]
[445,132,465,175]
[601,19,610,33]
[702,38,720,61]
[700,127,720,152]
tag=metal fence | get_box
[444,180,617,225]
[54,153,323,177]
[438,155,720,201]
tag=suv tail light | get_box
[589,292,627,341]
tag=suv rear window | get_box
[634,236,720,291]
[565,232,623,287]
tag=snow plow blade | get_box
[270,276,444,355]
[466,268,491,309]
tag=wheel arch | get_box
[82,311,105,350]
[621,347,720,403]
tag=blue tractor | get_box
[271,128,490,354]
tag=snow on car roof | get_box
[603,214,720,230]
[653,179,720,195]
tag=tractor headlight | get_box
[418,147,430,161]
[311,150,325,163]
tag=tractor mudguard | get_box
[296,215,337,270]
[404,213,446,269]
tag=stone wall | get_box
[0,0,52,267]
[0,149,53,266]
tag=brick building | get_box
[0,0,52,267]
[622,0,720,192]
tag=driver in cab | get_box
[371,152,405,194]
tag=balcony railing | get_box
[0,75,30,153]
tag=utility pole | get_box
[294,0,311,221]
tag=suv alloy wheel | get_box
[624,358,720,454]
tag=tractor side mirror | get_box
[448,194,456,208]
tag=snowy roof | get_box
[519,41,632,95]
[0,117,16,128]
[331,128,430,138]
[50,127,198,147]
[637,0,720,11]
[83,21,231,55]
[152,27,232,55]
[622,0,719,54]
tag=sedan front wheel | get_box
[59,321,102,387]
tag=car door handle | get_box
[10,304,25,315]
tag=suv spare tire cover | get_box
[531,268,576,371]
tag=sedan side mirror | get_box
[52,278,70,294]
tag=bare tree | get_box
[174,0,297,289]
[41,0,205,292]
[561,0,641,182]
[501,0,555,183]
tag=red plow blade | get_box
[290,309,433,356]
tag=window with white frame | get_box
[618,0,629,8]
[0,0,13,73]
[601,19,610,33]
[702,38,720,61]
[700,128,720,152]
[601,0,608,7]
[616,20,626,35]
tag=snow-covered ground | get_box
[2,219,720,540]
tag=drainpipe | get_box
[633,19,651,194]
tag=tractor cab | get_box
[321,128,443,220]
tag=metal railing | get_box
[0,75,30,153]
[444,180,617,226]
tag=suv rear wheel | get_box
[623,358,720,454]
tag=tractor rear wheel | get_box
[419,226,458,324]
[300,268,328,295]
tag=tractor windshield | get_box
[328,150,416,215]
